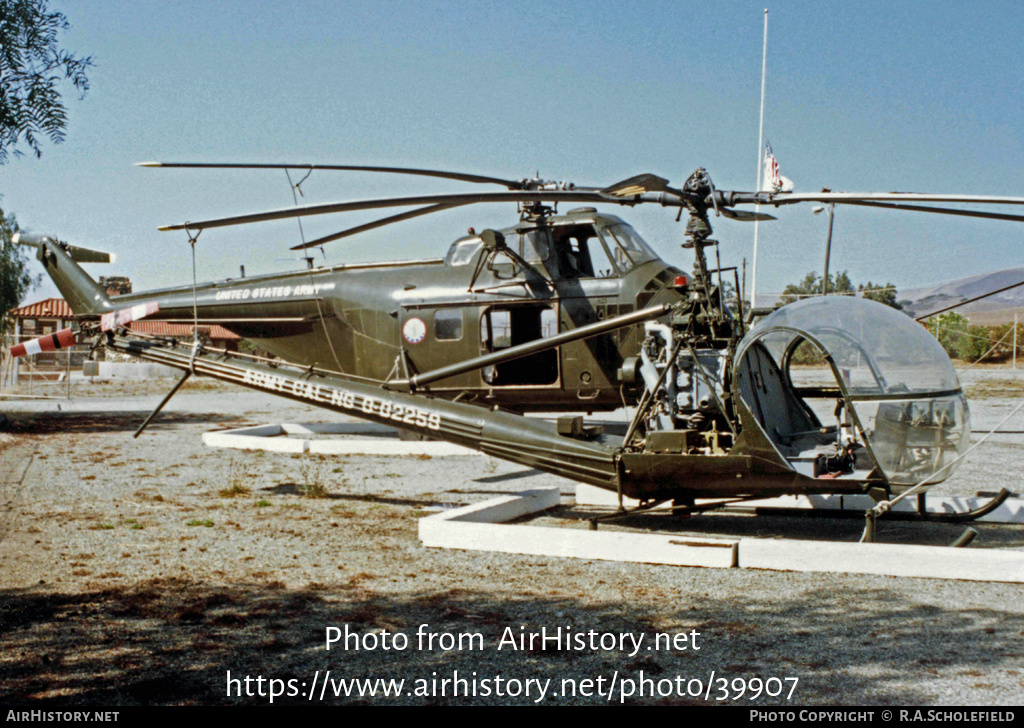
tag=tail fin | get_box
[14,233,114,315]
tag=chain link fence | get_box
[0,332,90,399]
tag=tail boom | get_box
[14,234,114,315]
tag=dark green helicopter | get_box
[14,163,1024,519]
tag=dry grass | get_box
[297,456,331,498]
[965,377,1024,399]
[218,457,252,497]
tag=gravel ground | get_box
[1,373,1022,706]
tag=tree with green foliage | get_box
[781,270,853,304]
[781,270,901,310]
[857,281,900,309]
[988,320,1024,361]
[0,206,33,334]
[0,0,93,163]
[928,311,992,362]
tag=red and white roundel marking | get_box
[403,317,427,344]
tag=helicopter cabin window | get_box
[434,309,463,341]
[494,230,550,266]
[519,230,550,263]
[551,224,616,278]
[598,223,659,272]
[446,230,550,269]
[445,237,483,266]
[480,306,558,385]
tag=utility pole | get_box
[742,257,747,311]
[750,8,769,311]
[816,203,835,295]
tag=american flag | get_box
[762,140,793,193]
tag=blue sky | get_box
[4,0,1024,305]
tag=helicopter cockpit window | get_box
[551,225,615,278]
[434,309,463,341]
[445,238,483,267]
[599,223,659,272]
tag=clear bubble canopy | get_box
[735,296,969,489]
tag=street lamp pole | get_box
[815,202,836,295]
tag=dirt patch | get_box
[1,386,1022,705]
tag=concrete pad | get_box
[308,440,478,456]
[422,487,1023,582]
[203,424,306,453]
[419,487,738,569]
[423,521,739,568]
[574,485,1024,524]
[203,422,481,456]
[95,362,179,379]
[740,538,1024,584]
[280,422,393,436]
[431,488,561,524]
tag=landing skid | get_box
[860,488,1013,545]
[574,484,1023,549]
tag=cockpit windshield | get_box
[598,223,660,272]
[446,220,660,278]
[746,296,961,394]
[735,296,970,488]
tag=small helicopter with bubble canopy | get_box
[14,160,1024,533]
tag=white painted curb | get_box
[203,424,304,453]
[740,538,1024,582]
[203,422,481,456]
[419,487,739,569]
[420,487,1024,583]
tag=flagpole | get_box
[751,8,768,313]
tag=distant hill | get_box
[898,266,1024,323]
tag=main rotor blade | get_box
[601,173,670,197]
[158,190,627,232]
[289,202,471,250]
[719,208,777,222]
[835,199,1024,224]
[748,191,1024,207]
[138,161,524,189]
